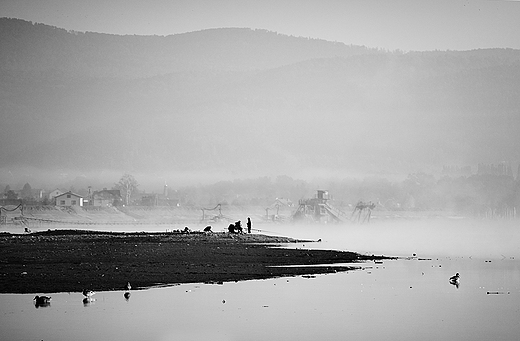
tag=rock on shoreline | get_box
[0,229,391,294]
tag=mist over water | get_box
[260,219,520,260]
[5,218,518,260]
[2,8,520,340]
[2,218,520,341]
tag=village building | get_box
[54,191,83,207]
[271,197,293,208]
[137,183,179,207]
[139,193,179,206]
[91,189,122,207]
[48,189,63,200]
[264,197,294,221]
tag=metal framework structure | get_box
[292,190,347,223]
[0,203,23,225]
[200,203,225,223]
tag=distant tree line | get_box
[3,173,520,218]
[171,173,520,218]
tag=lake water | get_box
[1,218,519,341]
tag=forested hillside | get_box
[1,18,519,186]
[0,18,376,76]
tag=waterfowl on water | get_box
[33,295,51,305]
[449,273,460,283]
[82,289,95,297]
[125,282,131,291]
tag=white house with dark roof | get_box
[54,191,83,207]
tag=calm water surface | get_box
[1,219,519,341]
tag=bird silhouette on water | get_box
[449,273,460,288]
[83,289,95,297]
[82,289,96,304]
[33,295,51,307]
[124,282,132,300]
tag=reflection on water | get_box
[82,297,95,306]
[1,219,520,341]
[2,258,519,341]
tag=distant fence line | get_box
[9,216,207,228]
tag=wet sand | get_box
[0,229,390,294]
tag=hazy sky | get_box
[1,0,519,51]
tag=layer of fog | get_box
[14,218,517,261]
[263,219,520,260]
[0,165,409,193]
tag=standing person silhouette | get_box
[247,217,252,233]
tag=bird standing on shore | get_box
[125,282,131,291]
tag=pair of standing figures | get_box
[228,217,252,233]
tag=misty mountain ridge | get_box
[0,18,377,77]
[1,18,520,187]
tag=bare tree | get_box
[115,173,139,205]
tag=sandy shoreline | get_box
[0,229,391,294]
